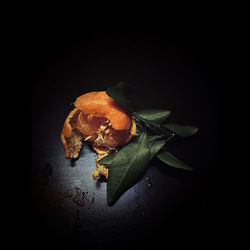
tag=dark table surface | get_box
[30,24,221,249]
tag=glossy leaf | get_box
[107,131,151,205]
[134,109,171,124]
[156,149,193,171]
[147,135,167,159]
[134,117,144,136]
[98,151,116,165]
[99,135,166,167]
[133,113,173,136]
[162,124,199,137]
[106,81,133,111]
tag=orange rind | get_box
[61,91,136,180]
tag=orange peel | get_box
[61,91,136,180]
[74,91,131,130]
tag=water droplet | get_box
[146,177,152,188]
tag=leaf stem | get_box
[133,113,175,136]
[165,132,175,143]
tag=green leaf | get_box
[162,124,199,137]
[156,149,193,171]
[133,117,144,136]
[106,81,133,111]
[147,135,167,160]
[134,109,171,124]
[98,135,167,168]
[98,151,116,165]
[133,113,174,136]
[107,131,151,205]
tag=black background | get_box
[28,22,222,249]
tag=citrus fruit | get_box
[61,91,136,179]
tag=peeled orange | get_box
[61,91,136,180]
